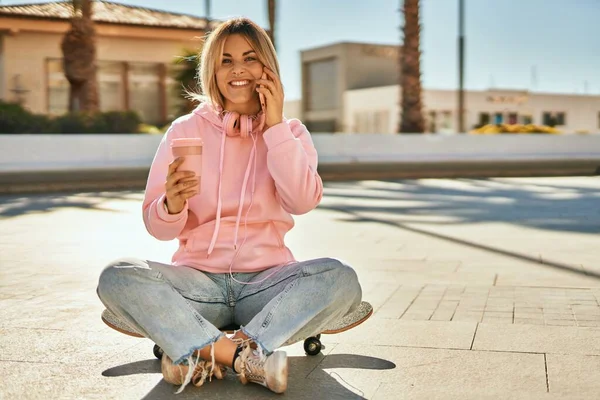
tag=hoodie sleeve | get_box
[142,123,189,241]
[262,119,324,215]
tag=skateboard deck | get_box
[101,301,373,357]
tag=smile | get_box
[229,80,251,87]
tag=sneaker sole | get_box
[265,351,288,394]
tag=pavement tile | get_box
[546,354,600,396]
[0,326,142,364]
[514,318,545,325]
[473,323,600,355]
[544,320,577,327]
[318,344,547,400]
[327,319,477,350]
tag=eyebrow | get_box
[222,50,256,57]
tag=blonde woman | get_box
[97,17,362,394]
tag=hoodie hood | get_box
[192,102,265,137]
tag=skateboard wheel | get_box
[153,344,164,360]
[304,337,322,356]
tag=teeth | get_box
[231,80,250,86]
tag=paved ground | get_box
[1,176,599,399]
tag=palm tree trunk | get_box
[399,0,425,133]
[61,0,99,113]
[268,0,276,49]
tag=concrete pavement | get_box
[1,176,599,399]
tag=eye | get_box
[222,59,232,64]
[245,57,256,62]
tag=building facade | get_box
[300,42,400,133]
[344,86,600,134]
[0,1,212,125]
[299,41,600,134]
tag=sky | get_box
[3,0,600,100]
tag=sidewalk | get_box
[1,176,599,399]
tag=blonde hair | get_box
[192,17,280,110]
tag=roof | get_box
[0,1,209,30]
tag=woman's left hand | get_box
[256,67,284,129]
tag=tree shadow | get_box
[319,178,600,235]
[0,190,143,218]
[102,354,395,400]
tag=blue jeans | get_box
[97,257,362,365]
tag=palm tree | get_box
[61,0,99,112]
[173,49,201,114]
[268,0,276,49]
[399,0,425,133]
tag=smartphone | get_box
[259,72,267,111]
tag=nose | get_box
[231,61,245,76]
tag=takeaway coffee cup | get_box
[170,138,203,193]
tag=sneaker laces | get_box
[236,343,267,386]
[162,353,226,394]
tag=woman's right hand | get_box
[164,157,199,214]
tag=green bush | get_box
[92,111,141,133]
[0,101,143,134]
[0,101,53,133]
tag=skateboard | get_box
[101,301,373,359]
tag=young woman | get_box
[97,17,362,394]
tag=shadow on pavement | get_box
[327,207,600,281]
[320,178,600,235]
[102,354,396,399]
[0,190,142,218]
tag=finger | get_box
[256,86,274,98]
[167,177,198,194]
[167,171,196,188]
[256,79,277,93]
[256,87,276,108]
[168,157,184,175]
[180,189,199,199]
[263,68,282,91]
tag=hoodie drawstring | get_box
[233,137,257,248]
[207,129,227,256]
[207,128,258,257]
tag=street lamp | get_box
[458,0,465,133]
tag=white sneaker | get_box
[235,345,288,394]
[161,353,226,391]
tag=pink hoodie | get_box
[142,102,323,273]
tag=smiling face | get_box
[215,34,264,115]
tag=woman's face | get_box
[216,34,264,113]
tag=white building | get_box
[300,42,399,132]
[345,86,600,134]
[298,41,600,134]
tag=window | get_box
[494,112,503,124]
[306,58,337,111]
[98,61,124,112]
[47,58,168,124]
[543,112,566,126]
[478,112,490,126]
[508,112,518,124]
[373,110,390,133]
[427,110,437,132]
[47,59,69,115]
[166,63,188,121]
[521,114,533,124]
[441,111,452,130]
[128,62,161,125]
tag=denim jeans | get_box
[97,257,362,365]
